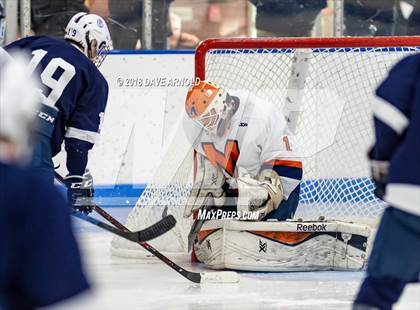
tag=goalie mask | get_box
[185,81,232,136]
[64,13,112,67]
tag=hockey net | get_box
[111,37,420,259]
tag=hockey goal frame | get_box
[193,36,420,226]
[195,36,420,79]
[111,36,420,259]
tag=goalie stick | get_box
[54,172,239,283]
[71,211,176,243]
[187,193,213,252]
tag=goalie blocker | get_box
[194,220,374,271]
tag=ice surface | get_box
[51,211,420,310]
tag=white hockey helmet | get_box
[0,51,40,162]
[64,12,112,67]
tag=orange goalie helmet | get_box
[185,81,228,134]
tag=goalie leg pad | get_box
[194,220,375,271]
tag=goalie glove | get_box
[184,154,226,218]
[237,169,284,221]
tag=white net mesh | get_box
[111,40,420,258]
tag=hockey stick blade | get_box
[199,271,240,284]
[185,270,240,284]
[72,211,176,242]
[134,214,177,242]
[92,205,240,284]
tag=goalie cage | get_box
[111,36,420,259]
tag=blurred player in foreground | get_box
[0,48,89,309]
[0,0,5,46]
[353,55,420,309]
[5,13,111,214]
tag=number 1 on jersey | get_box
[283,136,292,151]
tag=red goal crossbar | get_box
[195,36,420,80]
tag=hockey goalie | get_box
[183,81,373,272]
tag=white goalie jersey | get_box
[183,90,303,200]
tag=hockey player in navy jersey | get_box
[353,55,420,309]
[0,48,90,309]
[5,13,112,213]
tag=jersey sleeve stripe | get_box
[263,159,303,169]
[373,96,409,135]
[263,165,303,181]
[385,183,420,216]
[65,127,99,144]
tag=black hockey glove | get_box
[63,174,95,214]
[368,149,389,200]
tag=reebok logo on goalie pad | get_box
[296,223,327,232]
